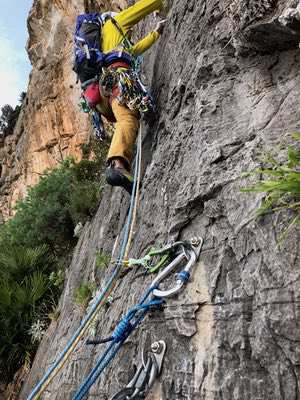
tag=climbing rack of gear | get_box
[110,340,167,400]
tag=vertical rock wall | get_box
[13,0,300,399]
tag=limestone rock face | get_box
[12,0,300,399]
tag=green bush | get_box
[7,161,75,253]
[68,181,101,224]
[242,131,300,239]
[6,158,104,254]
[0,271,50,380]
[0,243,53,282]
[0,152,107,382]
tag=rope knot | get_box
[112,318,133,342]
[178,270,190,283]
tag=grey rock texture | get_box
[20,0,300,399]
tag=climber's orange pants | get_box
[107,99,139,169]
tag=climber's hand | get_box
[155,19,167,34]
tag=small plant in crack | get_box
[95,250,110,270]
[241,131,300,242]
[74,282,96,311]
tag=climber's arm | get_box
[114,0,163,33]
[131,31,160,55]
[102,0,164,53]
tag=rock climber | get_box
[80,0,166,194]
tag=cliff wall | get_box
[5,0,300,399]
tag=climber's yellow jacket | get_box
[101,0,163,55]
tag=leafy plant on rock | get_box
[242,131,300,240]
[75,282,96,311]
[95,250,110,270]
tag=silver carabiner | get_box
[151,238,203,299]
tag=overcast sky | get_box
[0,0,33,109]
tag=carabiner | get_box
[151,238,203,299]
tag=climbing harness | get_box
[98,17,154,116]
[115,70,154,114]
[99,66,154,114]
[72,237,203,400]
[110,340,166,400]
[27,132,142,400]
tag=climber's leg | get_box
[105,99,139,194]
[107,98,139,169]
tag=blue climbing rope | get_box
[73,286,164,400]
[27,140,141,400]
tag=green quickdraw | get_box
[124,241,196,277]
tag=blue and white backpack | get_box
[73,13,112,84]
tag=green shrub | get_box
[72,159,102,182]
[7,160,76,253]
[0,103,21,137]
[0,272,50,380]
[6,157,104,254]
[0,151,107,382]
[48,305,61,322]
[80,136,109,165]
[242,131,300,239]
[68,181,101,225]
[49,269,65,289]
[0,243,53,282]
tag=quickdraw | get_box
[110,340,167,400]
[125,244,174,273]
[151,238,204,298]
[127,238,203,280]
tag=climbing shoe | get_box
[105,165,134,194]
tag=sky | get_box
[0,0,33,109]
